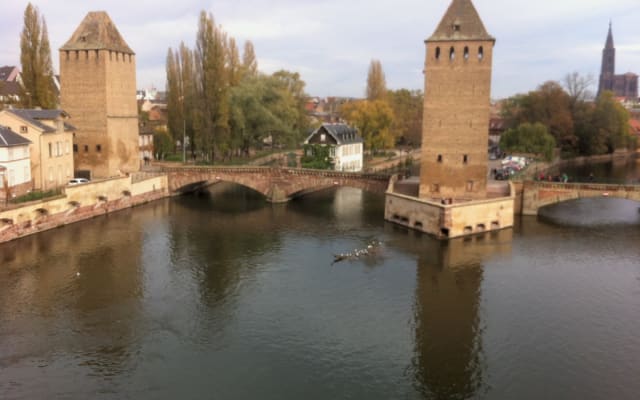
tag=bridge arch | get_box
[522,181,640,215]
[164,166,391,203]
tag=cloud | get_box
[0,0,638,99]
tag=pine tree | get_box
[366,59,387,101]
[20,3,56,109]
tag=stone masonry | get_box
[419,0,495,200]
[60,11,139,179]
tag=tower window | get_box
[464,46,469,60]
[73,144,78,153]
[437,154,443,163]
[449,47,455,61]
[96,144,102,152]
[435,47,441,60]
[478,46,484,60]
[84,145,89,152]
[466,181,474,192]
[463,155,468,164]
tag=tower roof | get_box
[60,11,134,54]
[428,0,494,42]
[605,22,614,49]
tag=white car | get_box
[68,178,89,185]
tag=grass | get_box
[10,189,62,204]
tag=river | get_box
[1,163,639,399]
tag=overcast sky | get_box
[0,0,638,99]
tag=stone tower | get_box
[419,0,495,200]
[598,23,616,97]
[59,11,139,179]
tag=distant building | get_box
[597,23,638,101]
[0,125,32,200]
[0,109,75,191]
[0,66,21,105]
[59,11,139,179]
[304,123,363,172]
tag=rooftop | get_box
[0,125,31,147]
[60,11,134,54]
[428,0,494,43]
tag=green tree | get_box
[366,59,387,101]
[165,47,182,145]
[242,40,258,78]
[341,100,395,152]
[592,91,631,152]
[502,81,575,154]
[195,11,231,162]
[153,128,174,160]
[500,122,556,161]
[227,37,242,86]
[20,3,56,108]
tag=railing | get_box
[160,165,391,181]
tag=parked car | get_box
[68,178,89,185]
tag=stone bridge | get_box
[521,180,640,215]
[161,166,391,202]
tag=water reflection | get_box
[0,209,147,386]
[387,229,512,399]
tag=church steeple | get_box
[598,22,616,97]
[605,21,614,49]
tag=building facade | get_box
[597,23,639,101]
[419,0,495,200]
[0,125,32,200]
[304,124,364,172]
[0,109,75,191]
[59,11,139,179]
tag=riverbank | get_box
[0,173,169,244]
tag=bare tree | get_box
[563,71,595,106]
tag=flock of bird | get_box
[332,240,382,264]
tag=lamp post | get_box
[183,118,186,164]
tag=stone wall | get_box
[420,40,494,200]
[0,175,168,243]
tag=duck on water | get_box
[332,241,383,264]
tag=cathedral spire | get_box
[605,21,614,49]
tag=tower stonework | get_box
[59,11,139,179]
[419,0,495,200]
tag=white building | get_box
[0,125,32,200]
[304,123,363,172]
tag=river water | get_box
[1,163,639,399]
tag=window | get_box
[437,154,443,163]
[435,47,441,60]
[466,180,474,192]
[96,144,102,152]
[320,133,326,142]
[49,143,53,158]
[463,154,468,164]
[20,126,28,133]
[73,144,78,153]
[431,183,440,193]
[478,46,484,60]
[449,46,455,61]
[464,46,469,60]
[84,145,89,152]
[56,142,61,157]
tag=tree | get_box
[388,89,423,146]
[592,91,631,153]
[153,127,174,160]
[501,81,575,154]
[242,41,258,78]
[563,71,595,107]
[366,59,387,101]
[20,3,56,108]
[227,37,242,86]
[165,47,182,145]
[194,11,230,162]
[500,122,556,161]
[341,100,395,152]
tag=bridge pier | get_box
[266,183,290,203]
